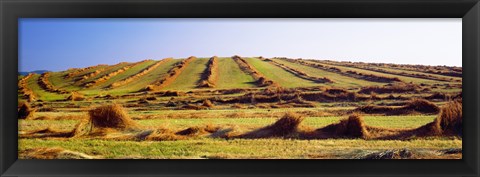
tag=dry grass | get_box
[356,99,439,115]
[239,112,304,138]
[197,56,218,88]
[19,147,99,159]
[66,92,85,101]
[18,102,35,119]
[87,104,140,130]
[202,99,214,108]
[358,83,419,94]
[318,114,370,139]
[435,100,462,136]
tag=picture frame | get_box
[1,0,478,176]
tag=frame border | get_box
[1,0,479,176]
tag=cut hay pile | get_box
[197,56,218,88]
[434,100,462,136]
[408,100,462,137]
[240,112,304,138]
[202,99,215,108]
[68,104,140,138]
[18,102,35,119]
[319,114,370,139]
[87,104,139,130]
[66,92,85,101]
[18,73,36,102]
[144,56,196,91]
[358,83,419,94]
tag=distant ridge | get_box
[19,70,50,76]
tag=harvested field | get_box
[18,56,462,159]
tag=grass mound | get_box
[18,102,35,119]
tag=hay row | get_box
[84,60,150,88]
[22,100,461,141]
[266,59,334,83]
[358,83,420,94]
[197,56,219,88]
[322,61,458,82]
[64,64,108,79]
[232,56,277,87]
[355,99,440,115]
[144,56,196,91]
[38,72,68,94]
[320,59,462,78]
[18,73,36,101]
[383,63,462,78]
[109,58,172,89]
[284,58,402,83]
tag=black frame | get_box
[1,0,479,176]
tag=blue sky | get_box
[19,18,461,72]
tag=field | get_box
[18,56,463,159]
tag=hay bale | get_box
[18,102,35,119]
[87,104,139,130]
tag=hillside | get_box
[18,56,462,102]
